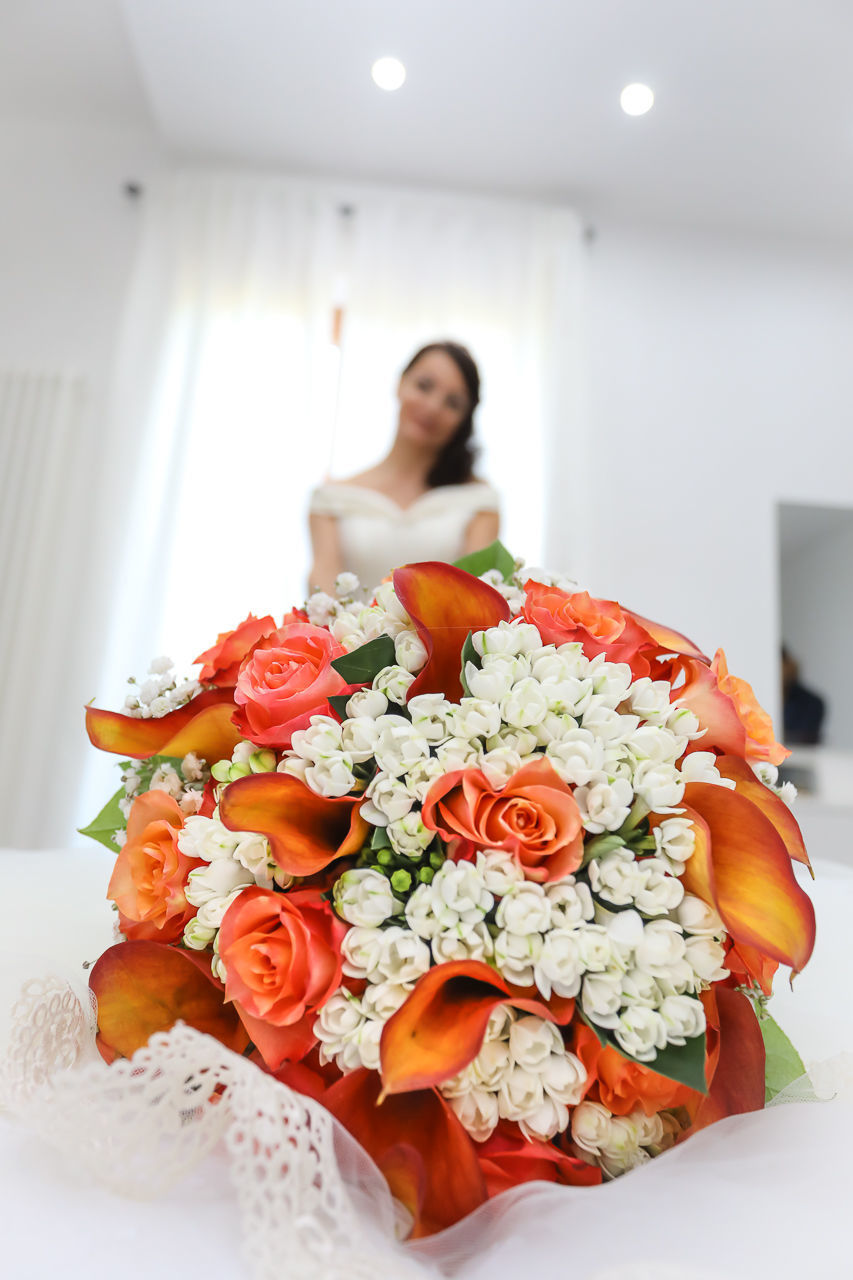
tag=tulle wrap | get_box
[2,969,852,1280]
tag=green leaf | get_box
[78,785,125,854]
[761,1012,806,1103]
[453,539,516,583]
[331,634,397,685]
[579,1009,708,1094]
[581,833,626,866]
[459,631,480,697]
[328,694,352,721]
[370,825,392,851]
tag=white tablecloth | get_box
[2,848,851,1280]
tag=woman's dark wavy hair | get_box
[400,341,481,488]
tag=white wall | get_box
[0,115,166,846]
[781,519,853,749]
[577,221,853,728]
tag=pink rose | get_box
[233,622,347,748]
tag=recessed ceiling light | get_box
[620,83,654,116]
[371,57,406,92]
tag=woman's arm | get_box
[307,512,343,595]
[462,509,500,556]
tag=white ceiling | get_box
[6,1,853,238]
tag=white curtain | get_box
[0,370,91,847]
[75,174,341,834]
[332,187,584,568]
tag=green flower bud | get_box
[429,850,445,870]
[210,760,232,783]
[249,749,277,773]
[418,867,435,885]
[228,762,253,780]
[376,848,394,867]
[390,869,412,893]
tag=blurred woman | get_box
[308,341,500,594]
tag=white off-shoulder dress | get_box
[308,480,500,588]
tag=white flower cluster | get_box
[572,1099,678,1176]
[277,610,733,871]
[752,760,797,809]
[123,656,200,719]
[115,752,208,844]
[304,571,367,627]
[320,844,724,1138]
[439,1006,587,1142]
[576,897,726,1062]
[304,579,429,669]
[177,813,289,969]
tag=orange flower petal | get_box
[218,772,368,876]
[712,649,789,766]
[393,561,510,701]
[714,754,810,870]
[89,940,249,1061]
[233,1003,318,1071]
[681,786,815,974]
[668,656,748,758]
[323,1067,486,1237]
[478,1124,602,1196]
[85,689,242,762]
[380,959,567,1096]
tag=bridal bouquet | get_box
[82,544,815,1237]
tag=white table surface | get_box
[1,847,851,1280]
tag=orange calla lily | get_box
[393,561,510,701]
[218,772,368,876]
[686,987,766,1134]
[666,656,749,758]
[380,959,572,1097]
[85,689,242,762]
[714,754,810,870]
[323,1067,486,1238]
[681,785,815,975]
[89,939,249,1063]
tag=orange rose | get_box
[711,649,789,765]
[522,582,656,676]
[233,622,348,748]
[593,1041,695,1117]
[194,612,278,687]
[421,759,584,882]
[217,886,347,1028]
[107,791,201,942]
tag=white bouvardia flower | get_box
[394,630,429,673]
[652,817,696,874]
[371,714,431,776]
[406,693,452,743]
[387,811,434,857]
[679,751,736,788]
[360,770,415,825]
[573,776,634,833]
[495,881,552,935]
[372,666,416,706]
[333,868,403,927]
[345,687,388,719]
